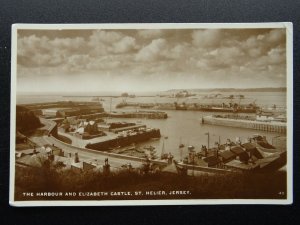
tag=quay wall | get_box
[50,133,167,166]
[86,129,161,151]
[109,112,167,119]
[202,116,286,134]
[184,164,233,174]
[39,117,168,167]
[66,111,168,120]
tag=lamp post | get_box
[205,132,210,149]
[192,153,195,177]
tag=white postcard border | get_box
[9,22,293,206]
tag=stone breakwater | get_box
[202,115,286,134]
[108,111,167,119]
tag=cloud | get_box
[88,30,138,55]
[135,38,167,62]
[88,30,121,56]
[112,36,137,53]
[266,29,285,44]
[267,47,286,64]
[138,29,164,39]
[86,56,121,70]
[65,54,90,71]
[18,35,50,59]
[192,29,223,48]
[17,35,86,68]
[16,28,287,92]
[166,43,192,60]
[89,30,122,44]
[50,37,85,50]
[248,48,262,57]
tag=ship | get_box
[197,106,235,113]
[194,104,259,113]
[139,103,155,109]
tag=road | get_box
[31,118,146,169]
[31,135,144,169]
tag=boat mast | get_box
[110,97,112,114]
[161,139,165,158]
[179,137,183,161]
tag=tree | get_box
[16,106,42,132]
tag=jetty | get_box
[202,115,286,134]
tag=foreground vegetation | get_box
[15,165,286,201]
[16,106,42,134]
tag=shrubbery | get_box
[16,106,42,133]
[15,165,286,200]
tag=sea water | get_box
[16,92,286,159]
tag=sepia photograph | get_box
[10,23,293,206]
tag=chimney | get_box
[74,152,79,163]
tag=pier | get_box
[202,115,286,134]
[115,101,258,113]
[108,111,167,119]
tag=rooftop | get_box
[230,146,246,155]
[242,142,257,151]
[203,156,220,166]
[219,150,236,160]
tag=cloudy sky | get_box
[17,28,286,93]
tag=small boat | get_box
[178,137,185,149]
[151,155,158,160]
[144,145,155,151]
[150,150,157,155]
[123,143,136,150]
[135,148,145,153]
[151,137,160,141]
